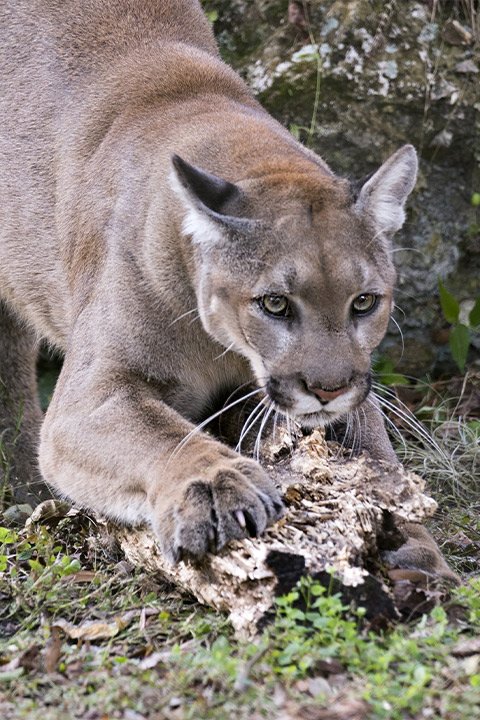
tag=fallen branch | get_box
[116,429,438,638]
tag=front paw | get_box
[153,457,284,563]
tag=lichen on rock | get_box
[202,0,480,375]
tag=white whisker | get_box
[213,343,235,361]
[188,312,202,326]
[254,403,274,462]
[350,411,359,458]
[367,396,408,456]
[272,407,279,441]
[166,387,263,468]
[285,411,292,441]
[365,226,385,250]
[359,407,367,454]
[389,315,405,359]
[168,308,198,328]
[336,412,351,458]
[393,303,406,319]
[236,398,268,453]
[371,384,451,464]
[329,421,340,457]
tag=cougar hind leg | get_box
[0,301,51,506]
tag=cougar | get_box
[0,0,455,577]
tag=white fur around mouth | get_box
[290,388,358,419]
[295,409,338,429]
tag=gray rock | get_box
[3,503,33,526]
[206,0,480,375]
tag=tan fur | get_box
[0,0,454,573]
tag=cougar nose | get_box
[310,385,349,404]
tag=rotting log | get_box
[115,429,439,639]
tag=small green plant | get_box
[270,578,366,680]
[266,576,480,720]
[453,576,480,628]
[438,280,480,372]
[0,526,17,572]
[0,524,81,586]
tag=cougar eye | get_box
[352,293,377,315]
[260,294,290,317]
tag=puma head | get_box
[170,146,417,427]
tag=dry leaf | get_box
[52,611,136,641]
[61,571,99,584]
[452,637,480,657]
[44,626,63,673]
[279,696,369,720]
[0,645,42,683]
[26,499,71,526]
[443,19,473,46]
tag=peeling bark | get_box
[117,430,437,638]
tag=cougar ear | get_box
[171,154,241,214]
[355,145,418,236]
[170,155,254,244]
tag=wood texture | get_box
[117,429,437,638]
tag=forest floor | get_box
[0,370,479,720]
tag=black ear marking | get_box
[172,154,241,214]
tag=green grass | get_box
[377,370,480,578]
[1,370,479,719]
[1,503,480,718]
